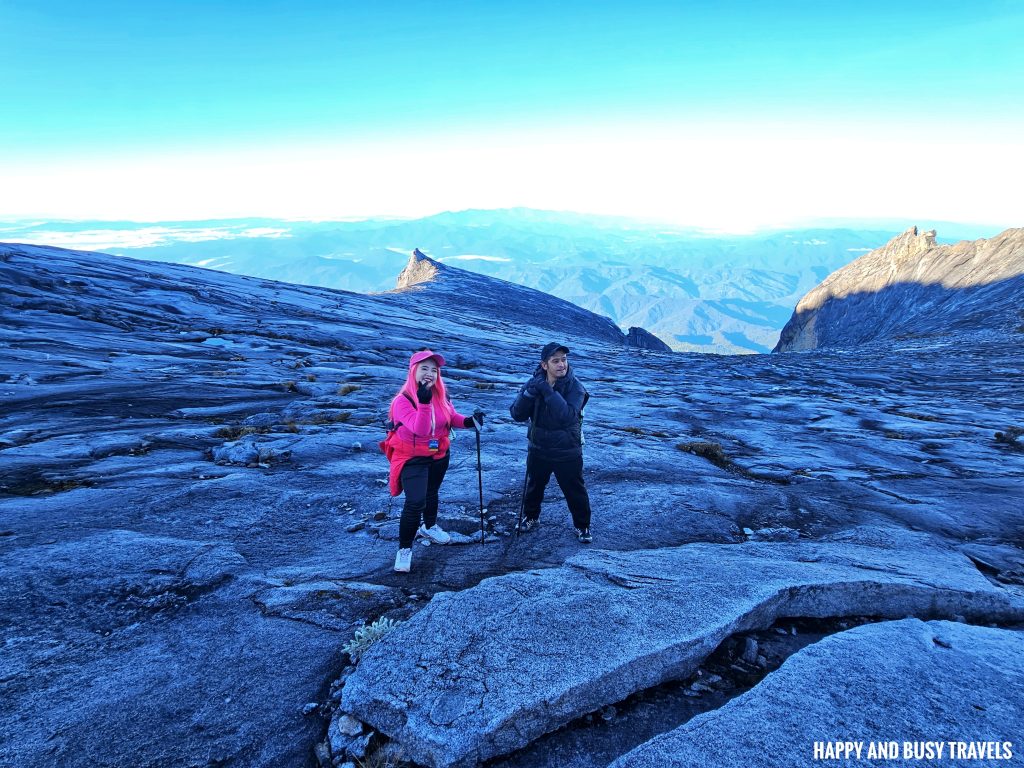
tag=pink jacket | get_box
[382,395,471,496]
[391,395,469,447]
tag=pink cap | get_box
[409,349,446,368]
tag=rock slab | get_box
[341,541,1024,768]
[612,618,1024,768]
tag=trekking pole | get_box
[515,395,541,541]
[515,456,528,541]
[475,419,485,546]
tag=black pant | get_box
[398,453,450,548]
[523,451,592,530]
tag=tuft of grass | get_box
[311,411,351,425]
[676,441,730,467]
[305,373,317,382]
[3,477,92,496]
[354,745,405,768]
[994,426,1024,451]
[354,744,406,768]
[474,382,496,390]
[282,380,298,393]
[215,424,271,440]
[343,617,402,664]
[622,426,669,438]
[338,383,361,396]
[898,411,941,423]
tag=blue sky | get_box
[2,1,1022,228]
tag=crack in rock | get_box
[341,540,1023,768]
[611,619,1024,768]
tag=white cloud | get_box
[441,254,513,262]
[2,119,1020,232]
[238,227,290,239]
[16,225,292,251]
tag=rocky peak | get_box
[884,226,937,263]
[396,248,444,289]
[386,246,670,349]
[774,226,1024,351]
[626,326,673,352]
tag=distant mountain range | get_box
[2,209,1010,354]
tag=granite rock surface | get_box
[1,240,1022,767]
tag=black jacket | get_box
[509,365,588,461]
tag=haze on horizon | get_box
[2,1,1022,233]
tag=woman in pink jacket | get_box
[382,349,483,573]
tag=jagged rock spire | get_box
[396,248,444,289]
[885,226,938,263]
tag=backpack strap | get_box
[386,392,418,432]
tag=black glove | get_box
[524,375,544,397]
[416,381,433,404]
[536,378,554,398]
[473,409,485,425]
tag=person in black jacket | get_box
[509,342,593,542]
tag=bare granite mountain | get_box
[774,226,1024,352]
[1,241,1022,768]
[397,248,637,349]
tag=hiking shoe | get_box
[576,527,593,543]
[417,523,451,544]
[394,548,412,572]
[516,517,540,533]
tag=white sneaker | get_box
[417,523,451,545]
[394,548,412,572]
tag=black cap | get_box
[541,342,570,361]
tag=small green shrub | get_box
[344,617,402,664]
[355,745,407,768]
